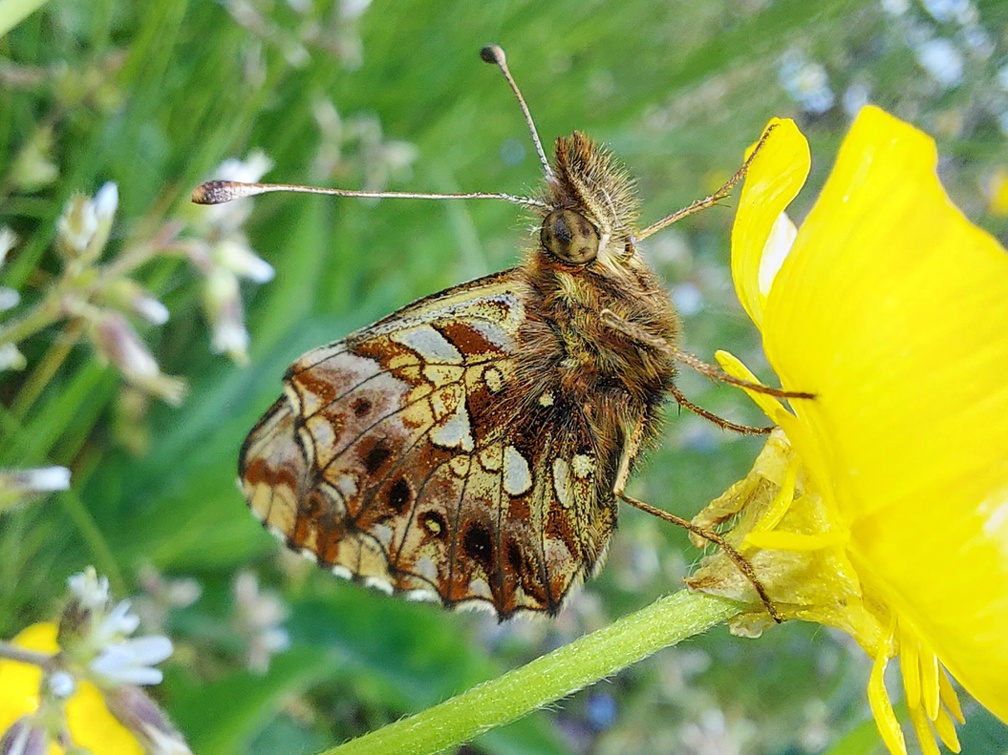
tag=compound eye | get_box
[540,209,599,265]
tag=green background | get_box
[2,0,1007,753]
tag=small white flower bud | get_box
[104,279,170,325]
[104,686,192,755]
[67,566,110,612]
[0,226,17,266]
[91,312,186,405]
[0,288,20,312]
[86,182,119,258]
[93,182,119,222]
[56,194,99,259]
[0,718,48,755]
[47,671,76,699]
[0,344,26,372]
[233,571,290,673]
[0,466,71,511]
[211,238,275,283]
[203,269,250,365]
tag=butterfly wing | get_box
[240,270,617,617]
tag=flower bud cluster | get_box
[0,567,190,754]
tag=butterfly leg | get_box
[672,348,814,401]
[667,383,770,435]
[618,488,783,623]
[612,418,783,623]
[598,309,814,402]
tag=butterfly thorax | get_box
[519,132,680,417]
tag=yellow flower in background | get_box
[0,623,143,755]
[690,107,1008,755]
[988,167,1008,217]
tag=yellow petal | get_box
[731,118,810,328]
[66,682,144,755]
[760,105,1008,722]
[0,623,142,755]
[938,670,965,724]
[908,705,942,755]
[0,624,58,737]
[868,648,907,755]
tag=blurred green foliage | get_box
[1,0,1007,753]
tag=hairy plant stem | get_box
[324,590,742,755]
[0,639,54,668]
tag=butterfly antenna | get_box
[191,180,546,209]
[480,44,553,181]
[193,45,561,210]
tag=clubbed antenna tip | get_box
[479,43,552,180]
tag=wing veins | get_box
[445,445,477,602]
[298,350,509,424]
[314,374,462,478]
[346,408,437,527]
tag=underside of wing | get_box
[239,270,618,617]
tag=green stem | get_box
[0,295,64,346]
[12,320,81,419]
[0,639,53,668]
[323,590,740,755]
[57,486,125,594]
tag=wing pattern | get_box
[240,271,617,617]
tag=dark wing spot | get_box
[506,539,523,573]
[387,478,411,515]
[363,440,391,475]
[351,397,372,417]
[462,522,494,573]
[420,510,447,538]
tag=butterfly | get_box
[195,45,796,620]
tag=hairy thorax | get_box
[516,250,680,437]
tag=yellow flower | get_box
[0,623,143,755]
[988,167,1008,217]
[690,107,1008,754]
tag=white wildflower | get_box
[67,567,110,612]
[91,312,187,405]
[233,571,290,674]
[211,237,274,283]
[0,344,26,371]
[90,635,174,686]
[46,671,76,700]
[203,268,250,365]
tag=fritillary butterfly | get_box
[195,46,796,620]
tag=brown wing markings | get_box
[536,422,560,614]
[343,405,439,531]
[297,368,398,421]
[309,377,442,481]
[444,438,477,604]
[297,349,512,482]
[288,289,519,378]
[240,398,308,535]
[391,455,474,604]
[312,360,498,530]
[493,439,506,611]
[243,271,605,616]
[331,354,512,519]
[386,458,446,579]
[298,352,507,421]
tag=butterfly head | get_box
[539,132,640,269]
